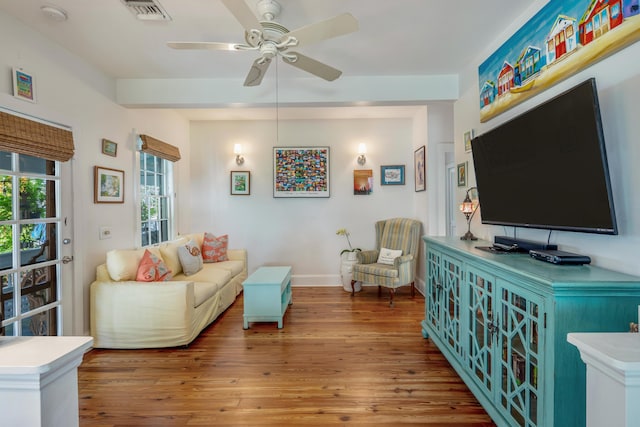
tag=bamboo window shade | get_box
[0,111,74,162]
[139,134,181,162]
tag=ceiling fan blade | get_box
[244,58,272,87]
[167,41,238,51]
[282,52,342,82]
[282,13,358,48]
[220,0,262,33]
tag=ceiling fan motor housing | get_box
[257,0,281,21]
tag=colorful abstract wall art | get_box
[273,146,330,198]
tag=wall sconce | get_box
[460,187,479,241]
[234,144,244,165]
[357,143,367,165]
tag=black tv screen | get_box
[471,78,617,235]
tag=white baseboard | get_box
[290,274,426,297]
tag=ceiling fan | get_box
[167,0,358,86]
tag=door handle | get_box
[62,256,74,264]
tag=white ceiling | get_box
[0,0,533,118]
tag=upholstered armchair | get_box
[351,218,422,306]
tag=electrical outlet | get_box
[99,226,112,240]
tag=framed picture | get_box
[230,171,250,195]
[354,169,373,195]
[94,166,124,203]
[414,145,426,192]
[12,67,36,103]
[380,165,405,186]
[478,0,640,122]
[457,162,468,187]
[101,139,118,157]
[273,146,329,198]
[464,130,474,153]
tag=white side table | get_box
[567,332,640,427]
[0,336,93,427]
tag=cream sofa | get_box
[90,233,247,349]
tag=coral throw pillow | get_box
[202,233,228,263]
[136,249,173,282]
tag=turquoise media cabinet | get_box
[421,236,640,427]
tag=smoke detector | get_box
[121,0,171,21]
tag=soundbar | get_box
[493,236,558,253]
[493,236,557,253]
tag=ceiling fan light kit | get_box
[167,0,358,86]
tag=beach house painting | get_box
[479,0,640,122]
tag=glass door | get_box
[0,151,66,336]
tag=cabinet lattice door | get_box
[466,266,495,398]
[497,285,542,427]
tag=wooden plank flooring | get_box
[78,286,495,426]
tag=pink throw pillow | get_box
[136,249,172,282]
[202,233,228,263]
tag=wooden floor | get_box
[78,286,495,426]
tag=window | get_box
[1,151,61,336]
[139,152,174,246]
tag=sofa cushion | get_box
[192,282,220,308]
[159,237,188,276]
[172,264,232,287]
[178,239,203,276]
[136,249,173,282]
[213,260,245,277]
[202,233,229,262]
[106,247,161,281]
[377,247,402,265]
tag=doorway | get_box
[446,161,457,237]
[0,151,73,336]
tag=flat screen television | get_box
[471,78,617,235]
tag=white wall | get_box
[0,11,191,334]
[453,1,640,276]
[190,116,436,286]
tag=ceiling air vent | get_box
[121,0,172,21]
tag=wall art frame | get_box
[457,162,468,187]
[464,130,474,153]
[478,0,640,122]
[273,146,330,198]
[230,170,250,195]
[414,145,426,192]
[12,67,36,103]
[101,138,118,157]
[381,165,405,186]
[94,166,124,203]
[354,169,373,195]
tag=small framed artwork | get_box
[354,169,373,195]
[273,146,329,198]
[230,171,250,195]
[381,165,405,186]
[414,145,426,192]
[94,166,124,203]
[12,67,36,103]
[101,139,118,157]
[457,162,468,187]
[464,130,474,153]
